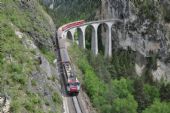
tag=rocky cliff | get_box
[97,0,170,81]
[0,0,62,112]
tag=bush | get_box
[40,47,55,64]
[162,3,170,23]
[10,100,21,113]
[52,92,62,105]
[142,100,170,113]
[112,78,133,98]
[31,79,37,86]
[132,0,159,21]
[68,45,138,113]
[10,63,20,71]
[11,73,27,85]
[133,78,150,113]
[160,83,170,102]
[24,100,34,112]
[112,94,138,113]
[144,84,160,103]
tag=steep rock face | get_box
[0,0,62,112]
[20,0,55,49]
[98,0,170,80]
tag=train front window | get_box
[76,82,80,86]
[69,82,77,87]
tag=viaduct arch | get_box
[58,19,123,57]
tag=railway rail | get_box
[72,96,83,113]
[55,33,84,113]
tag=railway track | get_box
[55,33,84,113]
[72,96,83,113]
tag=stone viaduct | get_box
[58,19,123,57]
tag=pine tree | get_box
[133,78,149,113]
[160,83,170,102]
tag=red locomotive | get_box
[60,48,80,94]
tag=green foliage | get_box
[2,0,53,49]
[31,79,37,86]
[142,56,158,84]
[109,49,136,79]
[142,100,170,113]
[0,0,61,112]
[42,0,101,25]
[68,45,137,113]
[161,2,170,23]
[85,26,93,49]
[52,92,62,105]
[69,39,170,113]
[11,73,27,85]
[10,91,43,113]
[47,75,56,82]
[88,53,111,82]
[133,79,160,113]
[147,55,157,70]
[8,63,22,74]
[112,78,134,98]
[40,47,55,64]
[24,93,42,112]
[132,0,159,21]
[160,83,170,102]
[112,94,138,113]
[133,78,150,113]
[144,84,160,103]
[10,100,21,113]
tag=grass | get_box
[0,18,41,113]
[52,92,62,104]
[2,0,54,49]
[47,75,56,82]
[0,0,61,112]
[40,47,56,64]
[52,92,62,113]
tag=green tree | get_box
[144,84,160,104]
[133,79,150,113]
[112,94,138,113]
[112,78,133,98]
[160,83,170,102]
[142,100,170,113]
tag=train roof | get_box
[60,48,70,63]
[68,78,79,83]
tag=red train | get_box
[57,20,85,95]
[58,38,80,95]
[57,20,85,39]
[61,20,85,31]
[60,48,80,95]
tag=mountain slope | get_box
[0,0,62,113]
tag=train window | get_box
[69,82,77,86]
[76,82,80,86]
